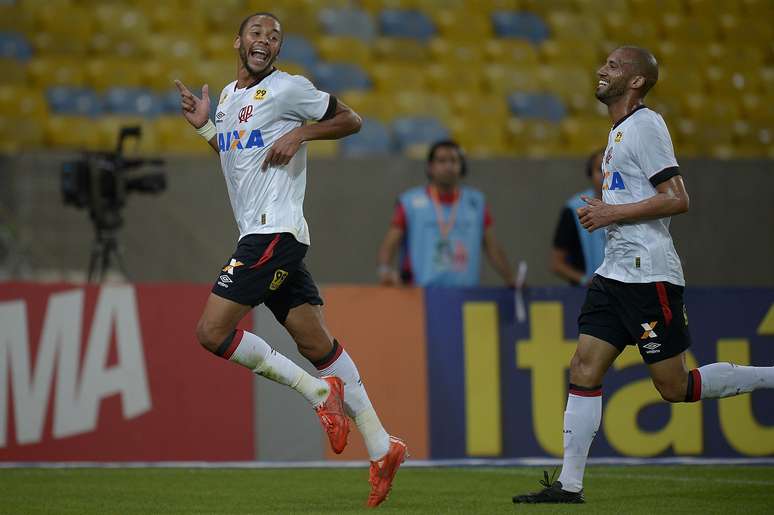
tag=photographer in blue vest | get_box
[377,140,515,287]
[550,149,606,286]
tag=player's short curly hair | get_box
[238,12,282,38]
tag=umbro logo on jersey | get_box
[238,105,253,123]
[603,170,626,190]
[218,129,265,151]
[640,321,658,339]
[222,259,244,275]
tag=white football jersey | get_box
[215,69,331,245]
[594,106,685,286]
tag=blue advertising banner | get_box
[425,287,774,459]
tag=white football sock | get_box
[697,362,774,399]
[557,390,602,493]
[229,330,329,407]
[317,342,390,460]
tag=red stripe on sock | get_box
[690,368,702,402]
[250,234,281,269]
[315,342,344,370]
[223,329,244,360]
[656,282,673,326]
[569,388,602,397]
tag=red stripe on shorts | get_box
[250,234,281,269]
[656,282,673,326]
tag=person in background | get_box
[377,140,515,288]
[550,149,606,285]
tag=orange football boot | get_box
[315,376,350,454]
[367,436,408,508]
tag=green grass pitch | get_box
[1,465,772,514]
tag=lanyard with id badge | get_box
[430,187,459,270]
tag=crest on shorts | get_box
[640,321,658,339]
[269,269,288,290]
[254,89,268,100]
[222,259,243,275]
[614,131,623,143]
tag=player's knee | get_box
[654,380,685,403]
[569,352,599,386]
[195,318,227,353]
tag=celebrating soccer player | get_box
[513,46,774,504]
[174,13,406,507]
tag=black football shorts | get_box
[211,232,323,323]
[578,275,691,364]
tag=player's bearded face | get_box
[237,17,281,76]
[596,51,630,102]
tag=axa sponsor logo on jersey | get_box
[603,170,626,190]
[218,129,264,152]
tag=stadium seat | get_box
[103,88,163,118]
[428,39,484,68]
[540,40,599,67]
[508,92,567,122]
[537,65,595,101]
[312,63,371,93]
[373,37,430,62]
[483,39,539,66]
[319,8,376,41]
[0,32,33,61]
[85,59,145,92]
[602,12,660,50]
[0,86,47,122]
[340,118,392,156]
[141,59,206,92]
[393,91,452,123]
[482,64,541,95]
[560,116,615,156]
[425,64,483,95]
[392,116,450,152]
[449,116,510,157]
[506,118,563,157]
[88,31,146,59]
[279,34,319,70]
[47,87,103,117]
[149,5,207,35]
[45,116,104,150]
[546,12,605,42]
[317,36,372,69]
[490,11,550,44]
[368,63,428,92]
[432,9,492,43]
[379,9,436,41]
[98,116,160,154]
[0,58,27,85]
[338,90,396,122]
[153,115,211,154]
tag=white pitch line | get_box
[1,457,773,469]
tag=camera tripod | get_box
[87,225,129,283]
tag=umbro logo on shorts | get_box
[642,341,661,354]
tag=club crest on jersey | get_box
[238,105,253,123]
[218,129,265,151]
[615,131,623,143]
[254,89,267,100]
[603,170,626,190]
[269,269,288,291]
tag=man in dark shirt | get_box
[550,149,605,285]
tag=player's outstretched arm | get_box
[174,80,219,154]
[577,176,689,231]
[262,100,361,170]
